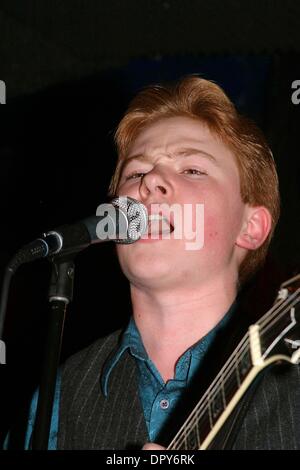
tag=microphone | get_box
[8,196,148,273]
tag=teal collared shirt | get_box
[101,305,235,442]
[13,303,235,449]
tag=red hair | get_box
[109,76,280,283]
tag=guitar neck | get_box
[167,286,300,450]
[167,330,252,450]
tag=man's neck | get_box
[131,278,237,382]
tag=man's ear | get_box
[236,206,272,250]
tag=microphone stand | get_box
[31,255,75,450]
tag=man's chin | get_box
[126,266,174,287]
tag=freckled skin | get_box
[111,114,272,451]
[116,116,247,291]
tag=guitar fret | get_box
[167,278,300,450]
[186,427,198,449]
[211,387,224,421]
[179,407,212,450]
[196,411,211,448]
[171,340,265,449]
[183,427,188,450]
[204,353,250,432]
[235,352,241,387]
[223,367,241,408]
[171,368,242,449]
[207,393,213,429]
[195,415,201,447]
[221,373,226,408]
[237,347,252,379]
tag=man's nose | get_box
[139,168,170,199]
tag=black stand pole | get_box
[31,256,75,450]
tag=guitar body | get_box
[230,361,300,450]
[167,274,300,450]
[208,361,300,449]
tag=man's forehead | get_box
[122,118,231,165]
[127,118,212,152]
[123,146,219,166]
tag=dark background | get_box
[0,0,300,447]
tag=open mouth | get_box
[146,214,174,236]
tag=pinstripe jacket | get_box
[57,328,300,450]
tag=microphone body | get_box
[8,197,148,272]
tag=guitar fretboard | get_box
[167,286,300,450]
[170,334,252,450]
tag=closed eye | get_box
[125,171,146,181]
[124,168,207,181]
[183,169,207,176]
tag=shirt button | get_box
[160,399,169,410]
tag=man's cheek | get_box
[203,211,219,238]
[202,214,223,251]
[183,204,205,251]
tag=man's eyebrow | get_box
[120,154,150,172]
[120,147,218,173]
[175,147,218,164]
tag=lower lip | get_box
[138,233,172,243]
[138,238,163,243]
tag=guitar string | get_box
[258,288,300,329]
[171,295,300,449]
[169,339,250,449]
[259,295,300,335]
[168,334,250,449]
[174,367,241,450]
[171,293,300,449]
[168,291,300,449]
[168,294,289,449]
[169,291,300,449]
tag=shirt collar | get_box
[101,317,148,396]
[101,301,237,396]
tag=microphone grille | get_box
[111,196,148,244]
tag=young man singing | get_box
[19,76,300,450]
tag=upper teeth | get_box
[147,214,171,234]
[149,214,168,222]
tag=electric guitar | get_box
[166,274,300,450]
